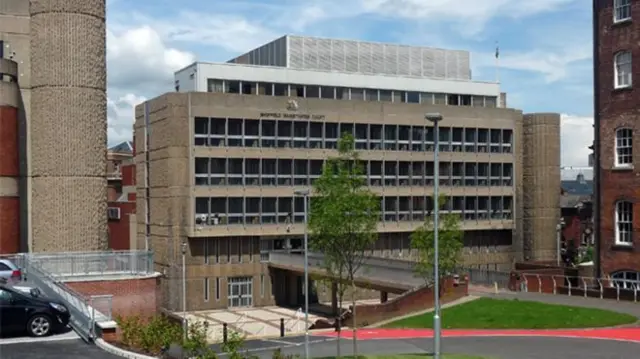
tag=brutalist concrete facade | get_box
[522,113,561,261]
[28,0,108,251]
[132,92,548,311]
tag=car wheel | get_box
[27,314,52,337]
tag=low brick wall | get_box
[64,274,161,320]
[344,277,469,327]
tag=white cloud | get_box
[106,25,195,145]
[561,114,593,167]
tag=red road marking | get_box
[315,328,640,342]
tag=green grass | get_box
[315,355,488,359]
[383,297,637,329]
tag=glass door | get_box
[227,276,253,308]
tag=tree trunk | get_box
[351,280,358,358]
[336,297,342,358]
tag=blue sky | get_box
[105,0,594,168]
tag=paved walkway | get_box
[474,291,640,318]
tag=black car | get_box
[0,284,70,337]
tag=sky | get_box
[105,0,594,168]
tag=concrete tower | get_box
[522,113,561,261]
[0,58,20,254]
[29,0,108,251]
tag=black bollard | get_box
[223,323,228,343]
[280,318,285,337]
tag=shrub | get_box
[115,315,181,355]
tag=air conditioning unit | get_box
[195,214,208,225]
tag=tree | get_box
[309,133,379,358]
[411,194,464,285]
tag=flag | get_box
[495,42,500,59]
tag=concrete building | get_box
[594,0,640,287]
[136,35,561,312]
[0,0,108,252]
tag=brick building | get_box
[107,141,137,250]
[594,0,640,288]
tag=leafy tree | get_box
[309,133,379,358]
[411,194,464,285]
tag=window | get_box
[611,271,640,290]
[615,128,633,167]
[260,274,265,297]
[615,201,633,245]
[215,277,220,300]
[107,207,120,220]
[204,278,210,301]
[614,51,632,88]
[0,289,12,303]
[614,0,631,23]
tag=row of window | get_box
[194,195,514,225]
[207,78,499,108]
[194,117,514,153]
[194,158,514,187]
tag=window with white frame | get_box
[615,200,633,245]
[614,0,632,23]
[615,51,632,88]
[615,128,633,167]
[611,271,640,290]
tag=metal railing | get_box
[26,250,154,279]
[463,267,512,290]
[517,273,640,302]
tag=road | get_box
[206,334,640,359]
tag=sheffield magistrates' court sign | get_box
[260,112,326,120]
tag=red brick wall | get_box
[0,106,20,254]
[596,0,640,276]
[65,275,160,319]
[0,198,19,254]
[121,163,136,186]
[346,277,468,327]
[108,201,135,250]
[562,214,582,248]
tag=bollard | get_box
[494,282,498,294]
[280,318,285,337]
[223,323,228,343]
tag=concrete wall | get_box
[29,0,108,252]
[522,113,561,261]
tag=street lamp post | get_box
[294,188,311,359]
[556,218,565,266]
[181,240,188,340]
[425,112,443,359]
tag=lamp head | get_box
[425,112,443,123]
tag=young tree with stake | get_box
[309,133,379,358]
[411,194,464,285]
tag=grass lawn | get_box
[316,355,488,359]
[383,297,637,329]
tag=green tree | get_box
[309,133,379,358]
[411,194,464,284]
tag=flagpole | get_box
[495,41,500,84]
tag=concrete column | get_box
[380,291,388,303]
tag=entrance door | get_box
[227,276,253,308]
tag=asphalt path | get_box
[212,335,640,359]
[0,339,122,359]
